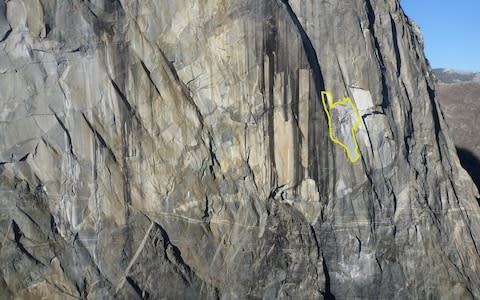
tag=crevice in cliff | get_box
[50,214,59,236]
[155,46,205,127]
[207,133,221,179]
[277,0,325,95]
[111,79,134,113]
[126,276,150,300]
[16,206,44,235]
[203,195,210,220]
[400,81,414,162]
[50,108,77,160]
[321,255,336,300]
[390,13,402,76]
[157,223,195,285]
[365,0,391,110]
[427,83,443,162]
[18,153,29,162]
[81,112,118,163]
[0,28,11,43]
[11,220,45,266]
[310,225,320,259]
[74,279,88,299]
[139,59,163,98]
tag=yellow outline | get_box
[321,91,361,163]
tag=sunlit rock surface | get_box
[1,0,480,299]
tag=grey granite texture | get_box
[0,0,479,299]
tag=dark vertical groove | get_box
[390,14,402,76]
[278,0,325,95]
[113,42,132,218]
[278,0,329,193]
[427,83,443,162]
[365,0,390,108]
[291,70,302,186]
[283,22,290,122]
[264,3,278,187]
[93,131,99,229]
[126,276,150,299]
[400,81,414,162]
[321,255,336,299]
[283,66,289,121]
[12,221,44,265]
[366,0,403,161]
[310,225,320,259]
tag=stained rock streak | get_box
[0,0,479,299]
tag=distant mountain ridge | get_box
[434,68,480,187]
[433,68,480,83]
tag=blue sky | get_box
[401,0,480,72]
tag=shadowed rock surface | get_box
[1,0,480,299]
[456,148,480,192]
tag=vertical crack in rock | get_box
[321,255,335,300]
[277,0,331,192]
[390,13,402,76]
[262,2,279,188]
[278,0,326,95]
[365,0,390,109]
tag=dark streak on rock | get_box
[111,79,134,113]
[390,14,402,77]
[0,27,11,43]
[310,225,320,259]
[81,112,118,163]
[277,0,331,194]
[126,276,150,300]
[156,224,195,285]
[51,109,78,160]
[365,0,390,109]
[11,220,45,266]
[156,46,205,127]
[18,153,29,162]
[321,255,336,300]
[427,83,443,162]
[291,70,302,186]
[139,60,163,98]
[263,6,278,187]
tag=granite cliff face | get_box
[1,0,480,299]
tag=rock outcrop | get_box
[1,0,479,298]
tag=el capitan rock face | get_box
[0,0,479,299]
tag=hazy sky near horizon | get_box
[401,0,480,72]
